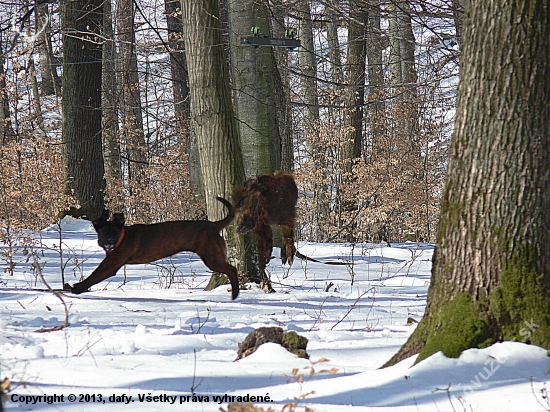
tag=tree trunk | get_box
[451,0,468,49]
[385,0,550,367]
[24,5,46,137]
[228,0,282,176]
[342,0,366,166]
[102,0,123,211]
[61,0,105,219]
[164,0,190,143]
[325,0,342,85]
[365,0,385,157]
[269,0,293,173]
[116,0,148,217]
[388,0,418,145]
[36,2,61,96]
[0,40,15,144]
[338,0,367,241]
[298,0,328,242]
[181,0,253,284]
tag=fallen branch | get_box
[32,253,71,333]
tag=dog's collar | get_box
[115,228,126,250]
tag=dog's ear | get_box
[252,178,270,194]
[112,213,125,227]
[92,209,109,229]
[232,186,247,208]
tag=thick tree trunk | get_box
[228,0,282,176]
[181,0,253,284]
[385,0,550,367]
[61,0,105,219]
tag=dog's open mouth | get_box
[236,225,251,235]
[102,244,116,253]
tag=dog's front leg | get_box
[254,223,273,273]
[69,254,127,294]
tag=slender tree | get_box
[61,0,105,219]
[116,0,148,216]
[388,0,418,144]
[298,0,329,241]
[341,0,367,167]
[36,2,61,96]
[365,0,385,156]
[385,0,550,366]
[339,0,368,241]
[269,0,294,173]
[451,0,467,48]
[164,0,189,141]
[102,0,123,211]
[0,39,15,144]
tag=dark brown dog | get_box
[232,171,298,273]
[65,197,240,300]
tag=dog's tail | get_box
[215,196,235,229]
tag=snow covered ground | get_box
[1,217,549,411]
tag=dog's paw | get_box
[64,282,87,294]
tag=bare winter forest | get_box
[0,0,460,268]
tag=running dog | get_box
[64,197,239,299]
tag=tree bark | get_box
[23,2,46,136]
[36,3,61,96]
[102,0,123,211]
[228,0,282,176]
[181,0,253,283]
[342,0,366,165]
[269,0,293,173]
[385,0,550,366]
[298,0,329,242]
[338,0,368,241]
[0,40,15,144]
[61,0,105,219]
[451,0,468,49]
[388,0,418,145]
[164,0,190,143]
[365,0,385,156]
[116,0,148,216]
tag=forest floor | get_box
[1,217,549,411]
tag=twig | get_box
[190,349,203,394]
[330,288,372,331]
[32,252,70,333]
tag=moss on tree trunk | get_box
[385,0,550,367]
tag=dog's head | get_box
[232,180,267,235]
[92,210,125,254]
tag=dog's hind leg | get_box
[197,240,240,300]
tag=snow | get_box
[1,217,549,411]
